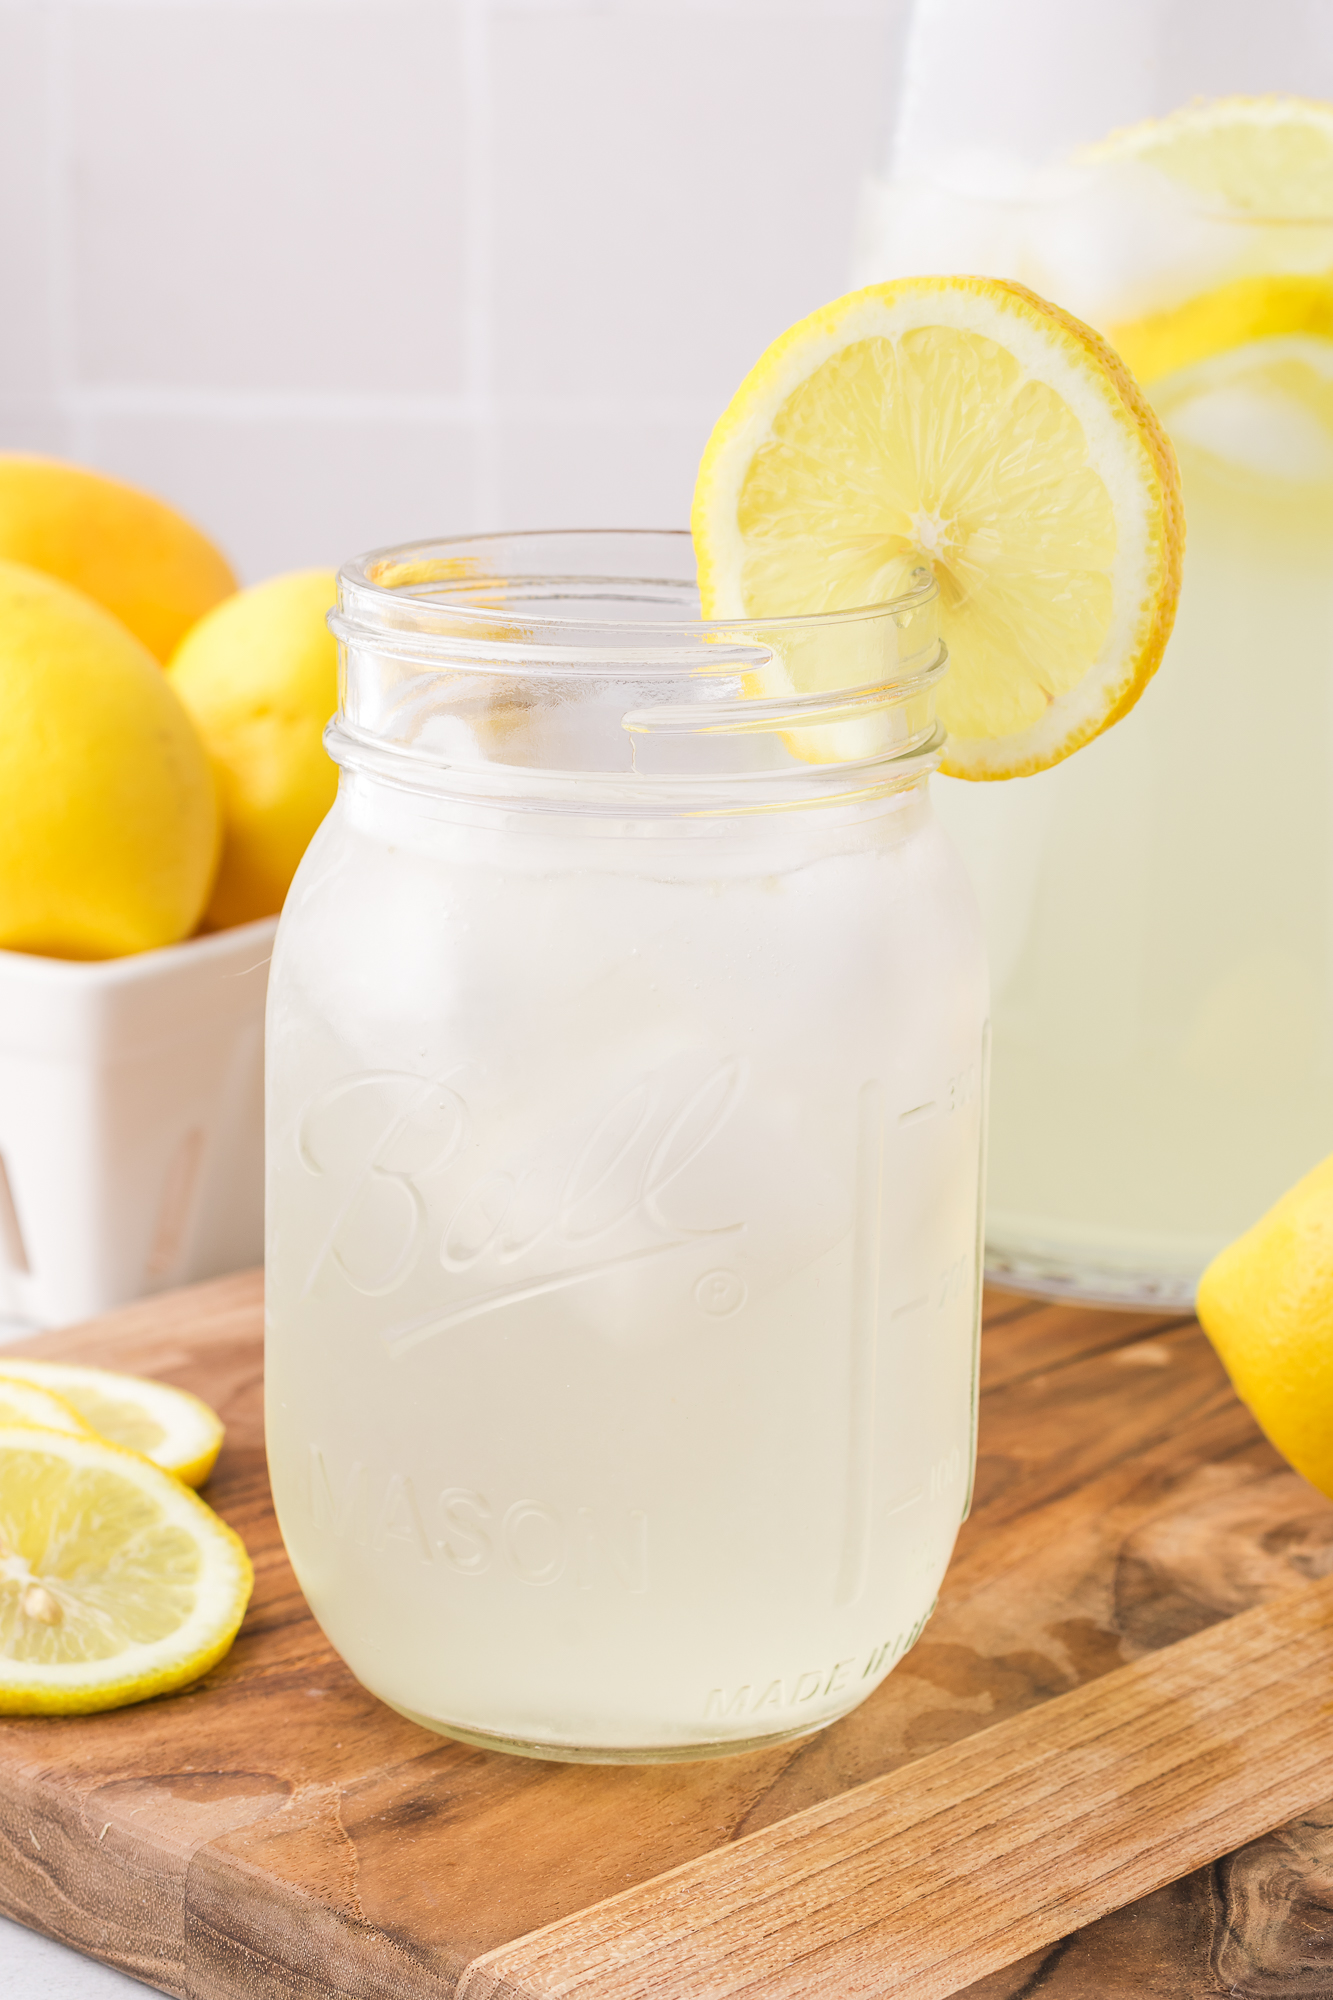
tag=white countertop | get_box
[1,1914,154,1995]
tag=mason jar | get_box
[264,531,988,1762]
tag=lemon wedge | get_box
[0,1359,224,1487]
[692,276,1184,779]
[0,1427,252,1714]
[0,1376,93,1438]
[1083,95,1333,219]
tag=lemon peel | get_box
[169,569,339,928]
[1083,95,1333,219]
[1112,273,1333,387]
[0,1359,224,1488]
[0,454,235,663]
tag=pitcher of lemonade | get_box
[855,0,1333,1304]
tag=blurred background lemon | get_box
[168,569,338,929]
[0,559,220,958]
[0,456,236,662]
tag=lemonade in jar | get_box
[266,278,1182,1758]
[856,0,1333,1301]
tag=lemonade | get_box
[264,536,987,1758]
[856,100,1333,1299]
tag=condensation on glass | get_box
[264,531,988,1761]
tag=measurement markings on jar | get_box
[307,1448,648,1591]
[837,1069,979,1609]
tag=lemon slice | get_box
[692,276,1184,779]
[1152,334,1333,486]
[1087,97,1333,386]
[1083,95,1333,219]
[0,1375,94,1438]
[1111,273,1333,388]
[0,1426,252,1714]
[0,1358,224,1487]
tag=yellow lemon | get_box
[0,455,236,662]
[0,560,220,959]
[0,1378,94,1439]
[1084,95,1333,218]
[1197,1153,1333,1499]
[0,1359,224,1488]
[1088,99,1333,387]
[692,276,1184,779]
[168,569,339,929]
[0,1426,251,1715]
[1112,273,1333,387]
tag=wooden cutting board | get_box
[4,1273,1333,1999]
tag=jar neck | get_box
[334,761,939,859]
[328,531,948,821]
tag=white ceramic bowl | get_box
[0,916,276,1327]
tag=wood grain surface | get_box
[1,1273,1332,1998]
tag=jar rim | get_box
[335,528,938,649]
[329,530,948,814]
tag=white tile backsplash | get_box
[0,4,55,396]
[490,7,894,402]
[496,405,710,530]
[83,407,476,578]
[2,0,903,577]
[68,1,469,396]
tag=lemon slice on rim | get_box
[0,1358,224,1487]
[0,1426,252,1714]
[692,276,1184,780]
[0,1375,94,1438]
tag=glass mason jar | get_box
[856,0,1333,1305]
[265,531,987,1762]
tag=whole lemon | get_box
[1197,1153,1333,1498]
[168,570,338,929]
[0,455,236,662]
[0,560,220,958]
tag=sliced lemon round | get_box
[1151,334,1333,486]
[692,276,1184,779]
[1111,272,1333,388]
[0,1426,252,1714]
[1083,95,1333,219]
[0,1359,224,1487]
[0,1375,94,1438]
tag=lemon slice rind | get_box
[692,276,1184,780]
[0,1375,95,1438]
[1081,95,1333,219]
[0,1425,252,1715]
[0,1357,224,1487]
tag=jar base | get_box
[379,1696,840,1765]
[985,1245,1199,1313]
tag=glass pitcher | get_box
[855,0,1333,1305]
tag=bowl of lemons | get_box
[0,455,337,1327]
